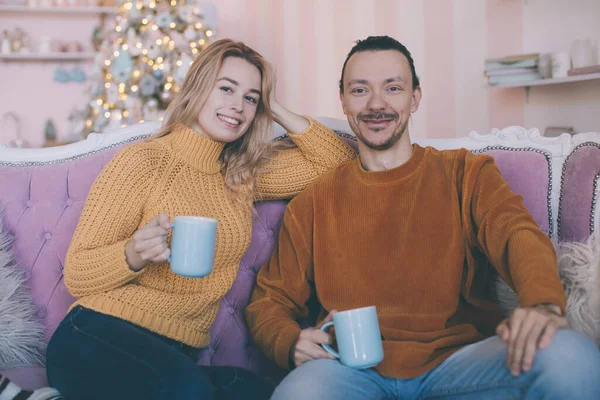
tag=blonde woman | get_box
[45,39,355,400]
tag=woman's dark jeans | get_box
[46,306,274,400]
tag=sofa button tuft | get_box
[26,200,33,208]
[44,233,52,240]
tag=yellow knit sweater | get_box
[64,118,355,348]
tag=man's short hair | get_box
[339,35,420,93]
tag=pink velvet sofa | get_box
[0,118,598,390]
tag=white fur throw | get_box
[0,208,45,368]
[494,235,600,345]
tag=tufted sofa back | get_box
[1,120,599,390]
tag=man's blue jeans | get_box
[273,329,600,399]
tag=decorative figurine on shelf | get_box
[0,111,29,148]
[1,31,11,54]
[43,118,58,147]
[10,28,32,53]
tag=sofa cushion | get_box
[0,143,138,389]
[0,148,125,345]
[558,143,600,242]
[472,147,552,236]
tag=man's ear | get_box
[339,91,346,115]
[411,86,422,114]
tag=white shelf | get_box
[0,52,95,61]
[490,72,600,88]
[0,4,116,14]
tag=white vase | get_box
[571,39,598,69]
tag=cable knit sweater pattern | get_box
[64,118,356,348]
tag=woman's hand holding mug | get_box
[125,213,172,271]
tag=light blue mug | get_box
[320,306,384,369]
[169,216,218,278]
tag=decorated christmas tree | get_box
[85,0,216,135]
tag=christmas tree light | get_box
[84,0,216,135]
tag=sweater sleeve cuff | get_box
[117,240,146,279]
[519,293,567,315]
[274,325,302,371]
[66,238,144,297]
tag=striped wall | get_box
[3,0,597,146]
[216,0,525,139]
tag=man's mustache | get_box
[357,112,399,121]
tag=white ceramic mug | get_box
[550,52,571,78]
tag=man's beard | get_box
[349,112,408,151]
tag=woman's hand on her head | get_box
[267,60,280,112]
[125,213,172,271]
[264,60,309,134]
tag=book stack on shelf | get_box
[484,54,541,86]
[568,65,600,76]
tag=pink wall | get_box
[2,0,599,148]
[0,13,101,147]
[522,0,600,134]
[486,0,525,131]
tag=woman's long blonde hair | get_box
[155,39,278,209]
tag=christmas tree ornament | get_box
[178,5,194,23]
[140,75,158,96]
[156,12,174,29]
[152,69,164,81]
[145,34,162,60]
[127,28,143,57]
[159,90,172,104]
[111,50,134,83]
[183,26,197,41]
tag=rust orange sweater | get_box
[246,144,566,378]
